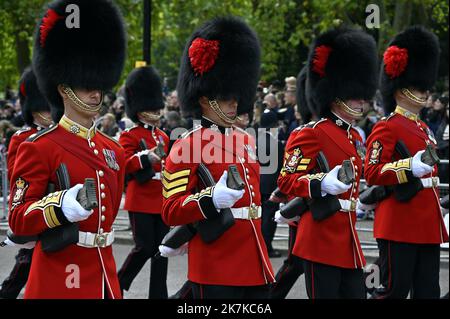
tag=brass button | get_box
[246,175,250,180]
[351,157,356,161]
[94,149,99,155]
[101,206,106,212]
[101,184,105,190]
[101,192,106,199]
[90,142,96,147]
[251,192,255,197]
[250,185,254,190]
[99,228,104,234]
[101,215,106,222]
[99,170,104,177]
[245,168,249,173]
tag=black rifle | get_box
[360,141,440,205]
[134,139,155,184]
[2,164,96,253]
[154,164,243,258]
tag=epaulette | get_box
[380,112,396,122]
[292,121,317,132]
[98,130,122,148]
[233,126,251,137]
[123,125,138,133]
[26,125,58,142]
[14,127,32,136]
[180,125,202,139]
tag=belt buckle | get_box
[248,205,258,219]
[95,233,107,248]
[432,177,439,188]
[350,200,357,211]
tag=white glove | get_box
[212,171,245,209]
[412,150,433,178]
[320,165,352,196]
[61,184,93,223]
[158,243,188,258]
[356,199,377,211]
[137,149,160,164]
[274,210,300,224]
[3,238,36,249]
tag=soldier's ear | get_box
[57,85,67,100]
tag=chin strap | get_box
[62,84,103,113]
[401,88,427,105]
[208,100,237,125]
[335,98,363,118]
[34,112,53,128]
[139,111,161,125]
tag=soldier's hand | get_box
[412,150,433,178]
[321,165,352,196]
[212,171,245,209]
[2,238,36,249]
[137,149,161,164]
[274,210,299,224]
[61,184,94,222]
[158,243,188,258]
[356,199,377,211]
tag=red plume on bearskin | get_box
[188,38,220,76]
[383,45,408,79]
[40,9,63,47]
[312,45,333,78]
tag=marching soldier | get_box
[277,28,378,299]
[117,65,170,298]
[8,0,126,298]
[160,16,275,299]
[0,67,57,299]
[270,66,312,299]
[365,26,448,299]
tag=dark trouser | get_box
[118,212,169,299]
[270,225,304,299]
[303,259,365,299]
[191,282,270,299]
[371,239,441,299]
[261,193,279,252]
[0,248,33,299]
[169,280,194,299]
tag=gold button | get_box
[101,184,105,190]
[101,192,106,199]
[94,149,99,155]
[355,172,358,177]
[350,141,353,144]
[251,192,255,197]
[99,228,104,234]
[245,168,249,173]
[101,206,106,212]
[101,215,106,222]
[351,157,356,161]
[355,165,358,170]
[246,175,250,180]
[99,170,104,177]
[91,142,96,147]
[250,185,254,190]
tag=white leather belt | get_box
[339,199,357,212]
[152,172,161,180]
[77,229,114,248]
[421,176,439,188]
[230,206,262,220]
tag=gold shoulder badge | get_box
[284,148,302,174]
[369,140,382,164]
[11,177,29,211]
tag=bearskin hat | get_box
[32,0,127,110]
[18,67,51,126]
[177,16,261,117]
[306,27,378,117]
[380,26,440,114]
[296,66,315,123]
[124,66,165,123]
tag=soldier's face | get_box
[73,88,103,106]
[218,98,238,119]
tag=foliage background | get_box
[0,0,448,93]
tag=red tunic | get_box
[119,125,169,213]
[161,121,275,286]
[364,108,448,244]
[7,127,38,181]
[278,116,366,269]
[9,117,125,299]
